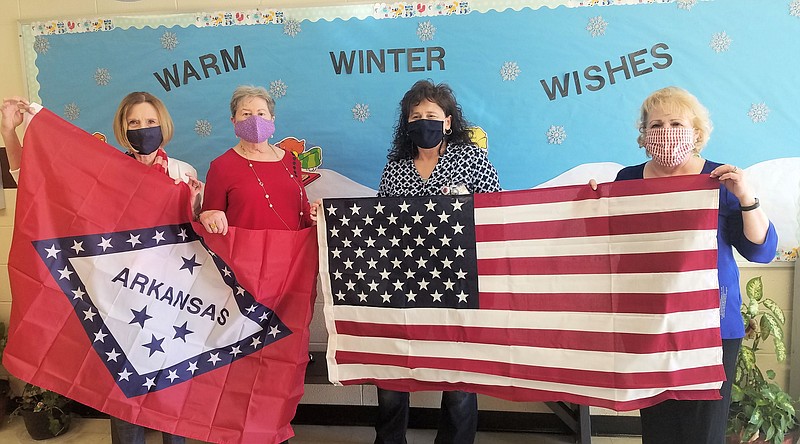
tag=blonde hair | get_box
[112,92,173,152]
[229,85,275,118]
[636,86,713,153]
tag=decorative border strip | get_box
[372,2,471,18]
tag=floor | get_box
[1,416,643,444]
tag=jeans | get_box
[110,416,186,444]
[374,388,478,444]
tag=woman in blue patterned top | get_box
[612,86,777,444]
[374,80,500,444]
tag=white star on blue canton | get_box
[452,200,465,211]
[106,349,121,362]
[411,212,423,224]
[58,266,73,280]
[406,290,417,302]
[444,279,455,290]
[178,229,188,241]
[143,377,156,390]
[398,201,410,212]
[354,248,365,258]
[268,326,281,337]
[438,211,450,223]
[454,246,466,257]
[72,288,86,300]
[365,237,376,247]
[425,200,437,212]
[335,291,346,300]
[71,240,84,255]
[400,225,412,235]
[358,292,368,302]
[426,224,438,235]
[367,280,379,291]
[93,330,107,342]
[187,361,199,374]
[364,214,374,225]
[208,353,221,365]
[431,290,443,302]
[327,204,337,215]
[250,337,262,348]
[381,292,392,303]
[330,227,339,237]
[430,268,442,278]
[152,231,166,244]
[428,246,440,256]
[374,203,385,214]
[222,267,231,277]
[258,312,270,322]
[339,215,350,226]
[97,237,113,251]
[126,234,142,248]
[83,308,97,321]
[352,226,363,237]
[376,225,387,236]
[455,269,468,279]
[166,370,180,382]
[452,222,464,234]
[377,248,389,258]
[366,259,378,269]
[118,368,132,381]
[457,291,469,303]
[441,258,453,269]
[345,280,356,291]
[332,270,343,280]
[236,286,245,296]
[418,279,429,290]
[246,305,257,314]
[387,214,398,224]
[350,203,361,215]
[230,346,242,357]
[45,244,60,259]
[343,259,353,269]
[440,235,452,246]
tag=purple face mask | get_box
[234,115,275,143]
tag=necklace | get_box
[242,144,306,230]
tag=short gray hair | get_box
[229,85,275,118]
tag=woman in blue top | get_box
[614,87,777,443]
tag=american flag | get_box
[318,175,724,411]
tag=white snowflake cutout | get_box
[64,103,80,121]
[269,80,287,99]
[747,103,770,123]
[791,0,800,17]
[161,31,179,51]
[34,35,50,54]
[352,103,370,123]
[94,68,111,86]
[194,119,212,137]
[546,125,567,145]
[710,31,732,53]
[283,19,301,37]
[586,16,607,38]
[417,21,436,42]
[677,0,697,11]
[500,62,521,81]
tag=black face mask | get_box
[407,119,445,149]
[126,126,163,155]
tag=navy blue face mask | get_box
[407,119,445,149]
[126,126,163,155]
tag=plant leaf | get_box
[746,276,763,302]
[762,298,785,324]
[774,340,787,362]
[762,313,784,342]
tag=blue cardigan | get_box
[615,160,778,339]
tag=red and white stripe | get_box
[323,175,723,411]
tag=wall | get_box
[0,0,795,417]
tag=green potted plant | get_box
[10,382,71,440]
[727,276,799,444]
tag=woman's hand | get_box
[709,164,755,205]
[588,179,598,191]
[1,97,31,136]
[199,210,229,235]
[309,198,323,225]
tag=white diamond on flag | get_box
[33,223,290,397]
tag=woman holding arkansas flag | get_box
[1,92,202,444]
[593,86,777,444]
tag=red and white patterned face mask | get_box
[643,127,695,167]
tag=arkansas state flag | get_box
[319,176,724,411]
[5,107,318,444]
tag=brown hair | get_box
[112,92,173,152]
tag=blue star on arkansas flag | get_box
[32,222,291,397]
